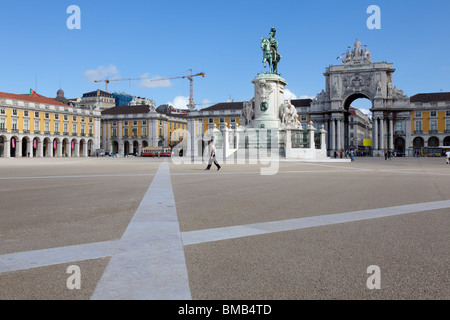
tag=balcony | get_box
[394,130,405,136]
[414,130,423,134]
[429,130,438,134]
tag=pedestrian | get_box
[350,150,354,162]
[340,151,343,159]
[205,140,221,171]
[446,150,450,164]
[385,151,388,160]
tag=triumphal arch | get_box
[310,39,412,156]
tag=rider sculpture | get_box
[261,27,281,74]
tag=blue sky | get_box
[0,0,449,112]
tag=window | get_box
[35,120,40,132]
[73,116,77,121]
[430,111,437,117]
[64,115,68,121]
[142,127,147,137]
[133,121,137,126]
[55,114,59,120]
[12,119,18,131]
[415,120,422,132]
[0,108,5,115]
[430,119,437,132]
[112,121,117,126]
[12,109,17,116]
[54,122,59,133]
[231,118,236,123]
[44,122,50,133]
[143,120,147,125]
[124,128,128,137]
[301,116,307,121]
[220,118,225,123]
[112,128,117,137]
[209,118,214,124]
[72,123,77,135]
[23,120,29,131]
[24,111,29,117]
[89,118,93,123]
[45,113,49,119]
[124,121,128,126]
[64,123,68,133]
[35,111,40,118]
[446,119,450,132]
[0,118,5,130]
[89,126,93,135]
[446,111,450,117]
[81,117,85,122]
[396,121,403,132]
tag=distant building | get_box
[81,89,115,111]
[130,96,155,106]
[112,91,133,107]
[101,104,187,156]
[348,107,372,151]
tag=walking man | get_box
[446,149,450,164]
[205,140,221,171]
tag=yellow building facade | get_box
[101,105,187,156]
[409,93,450,155]
[0,92,101,158]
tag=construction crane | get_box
[94,69,205,109]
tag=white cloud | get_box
[201,99,212,108]
[84,64,120,82]
[284,89,316,101]
[167,96,190,110]
[139,73,173,88]
[284,88,297,100]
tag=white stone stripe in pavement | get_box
[0,174,155,180]
[181,200,450,246]
[0,199,449,275]
[0,240,119,273]
[90,160,191,300]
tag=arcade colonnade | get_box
[0,133,94,158]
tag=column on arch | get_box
[373,118,378,152]
[330,117,336,151]
[389,117,394,151]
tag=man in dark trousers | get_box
[205,140,221,171]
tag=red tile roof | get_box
[410,92,450,103]
[0,92,70,107]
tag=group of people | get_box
[334,149,356,161]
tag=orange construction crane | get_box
[94,69,205,108]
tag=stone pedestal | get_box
[251,73,287,129]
